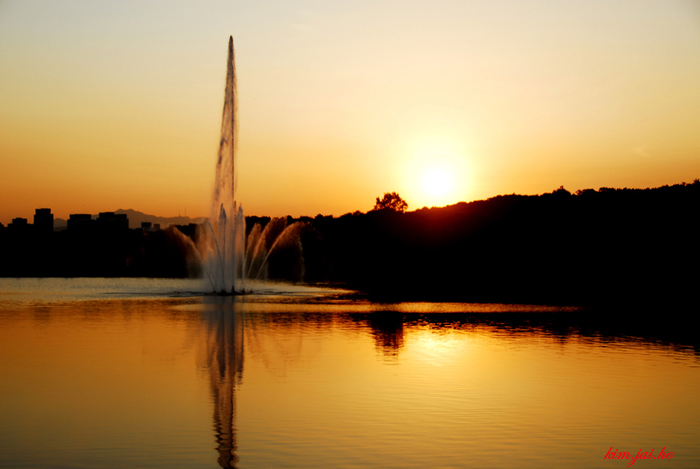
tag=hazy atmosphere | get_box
[2,3,700,467]
[2,0,700,224]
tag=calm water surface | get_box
[0,278,698,468]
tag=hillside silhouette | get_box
[296,180,700,308]
[1,180,698,308]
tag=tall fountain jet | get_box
[204,37,246,293]
[200,37,307,294]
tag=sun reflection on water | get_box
[0,281,698,468]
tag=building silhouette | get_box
[66,212,130,232]
[67,214,93,231]
[97,212,128,231]
[8,218,28,232]
[34,208,54,233]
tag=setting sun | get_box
[401,137,471,208]
[423,167,453,199]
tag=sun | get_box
[409,156,465,207]
[423,167,454,198]
[401,140,469,208]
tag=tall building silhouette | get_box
[34,208,54,233]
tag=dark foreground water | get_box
[0,278,698,468]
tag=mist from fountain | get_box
[199,37,306,294]
[198,36,243,294]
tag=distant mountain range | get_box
[115,209,206,229]
[53,209,206,230]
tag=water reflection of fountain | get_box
[198,37,307,294]
[200,300,319,468]
[202,298,244,468]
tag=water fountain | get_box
[199,37,306,294]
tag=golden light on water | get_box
[1,282,699,468]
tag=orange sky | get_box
[1,1,700,224]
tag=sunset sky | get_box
[1,0,700,224]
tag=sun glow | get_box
[401,137,471,208]
[423,167,454,198]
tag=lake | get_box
[0,278,698,468]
